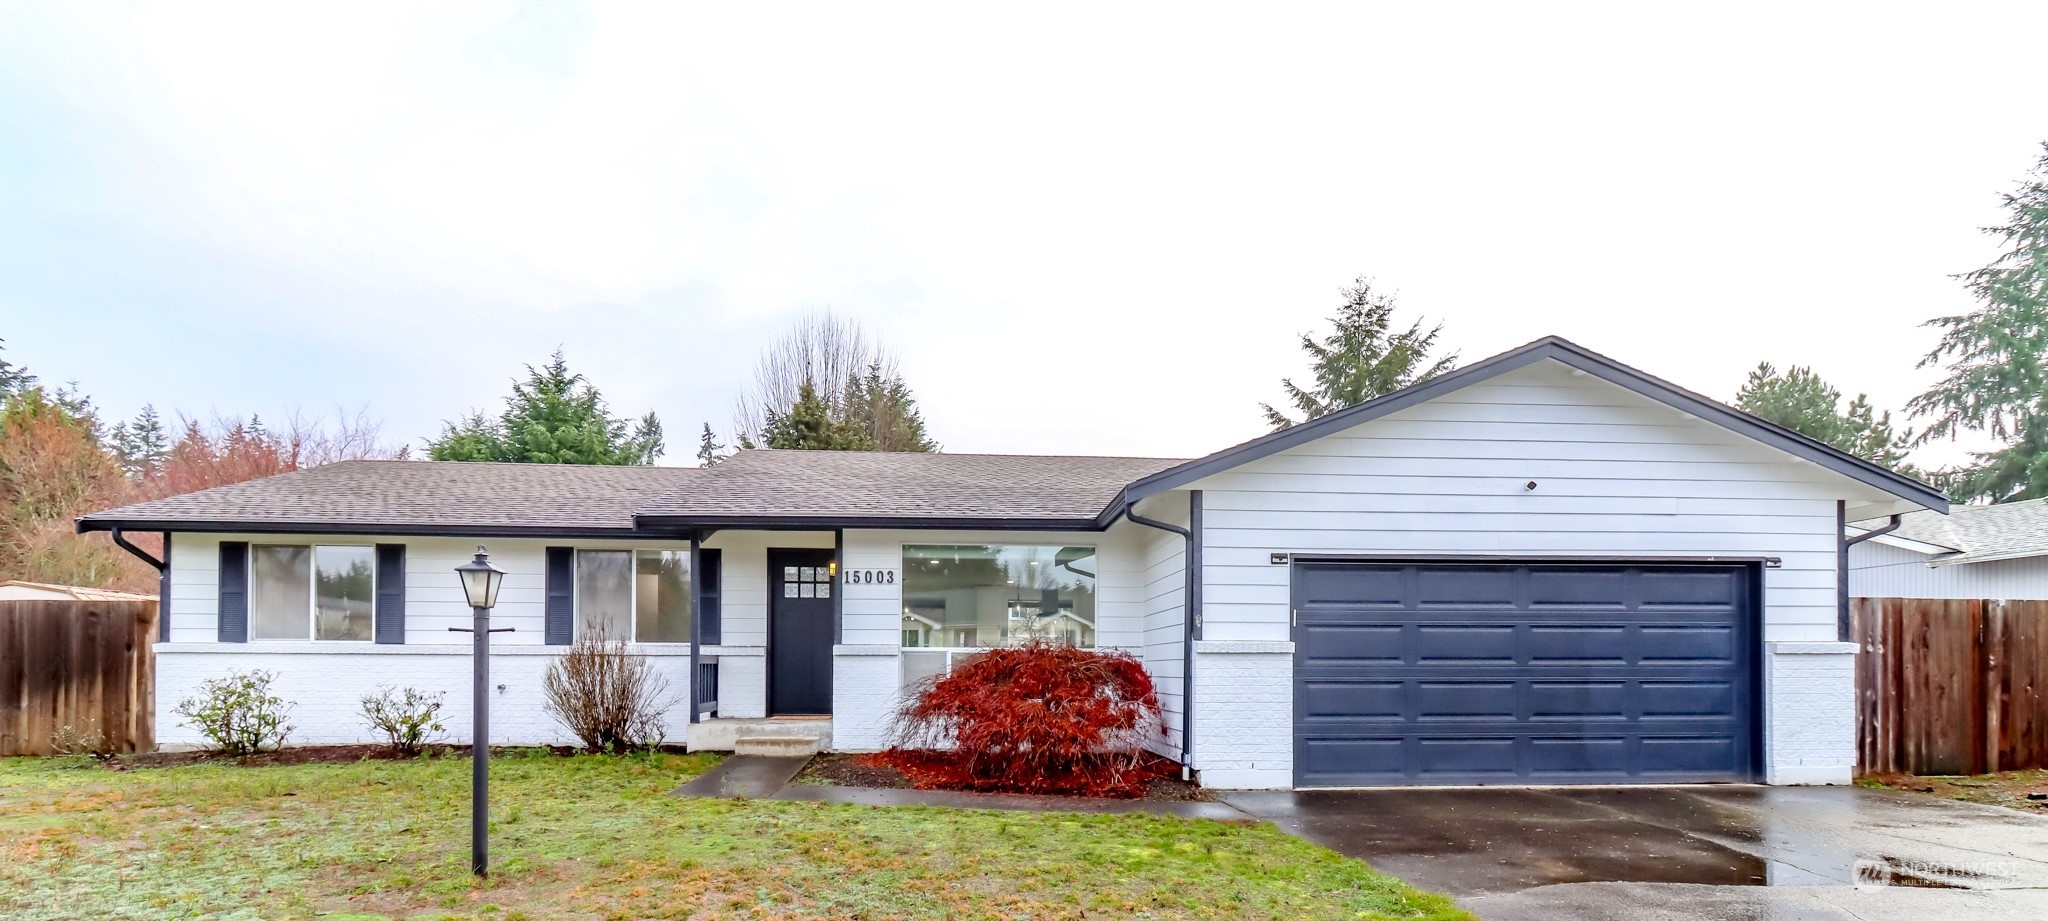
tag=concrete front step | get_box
[687,717,833,754]
[734,735,826,757]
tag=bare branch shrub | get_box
[360,685,447,755]
[541,623,673,753]
[52,720,118,762]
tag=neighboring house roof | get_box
[0,581,157,602]
[1110,336,1949,521]
[77,336,1949,537]
[635,450,1183,530]
[76,461,708,537]
[1852,498,2048,567]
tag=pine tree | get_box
[760,383,875,450]
[1735,363,1916,473]
[428,350,664,465]
[695,423,728,467]
[1909,144,2048,502]
[110,404,170,480]
[1262,277,1458,430]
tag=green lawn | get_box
[0,751,1468,921]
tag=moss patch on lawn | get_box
[0,751,1469,920]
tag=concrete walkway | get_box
[671,755,811,798]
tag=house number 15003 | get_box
[844,569,897,585]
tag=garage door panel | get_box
[1416,738,1519,776]
[1640,736,1740,774]
[1525,625,1632,663]
[1416,681,1518,718]
[1526,681,1630,719]
[1293,561,1756,787]
[1301,737,1405,777]
[1296,624,1403,664]
[1638,626,1737,662]
[1638,569,1742,605]
[1529,736,1631,773]
[1527,568,1629,606]
[1297,566,1407,605]
[1300,680,1405,720]
[1638,681,1737,717]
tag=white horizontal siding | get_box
[1849,540,2048,600]
[1190,360,1891,646]
[166,533,689,647]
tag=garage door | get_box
[1292,561,1757,787]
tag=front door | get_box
[768,549,836,715]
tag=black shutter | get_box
[545,547,574,645]
[374,544,406,645]
[217,541,249,643]
[699,548,722,645]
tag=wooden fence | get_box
[1854,597,2048,776]
[0,600,157,756]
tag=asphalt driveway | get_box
[1223,785,2048,920]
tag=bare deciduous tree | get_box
[732,311,895,442]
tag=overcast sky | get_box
[3,2,2041,467]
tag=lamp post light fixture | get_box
[452,546,510,877]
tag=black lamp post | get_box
[453,546,508,877]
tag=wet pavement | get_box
[672,755,810,798]
[1222,785,2048,920]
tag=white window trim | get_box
[249,542,378,644]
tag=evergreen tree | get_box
[109,404,170,480]
[843,362,938,452]
[759,382,875,450]
[428,350,664,465]
[1262,276,1458,430]
[1735,363,1916,473]
[0,339,33,400]
[695,422,728,467]
[734,313,940,453]
[1908,144,2048,503]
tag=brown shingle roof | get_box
[76,452,1187,535]
[638,450,1183,526]
[78,461,706,535]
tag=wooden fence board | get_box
[0,600,156,756]
[1856,596,2048,776]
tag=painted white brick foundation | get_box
[155,645,696,747]
[1764,641,1859,785]
[704,647,767,719]
[832,645,900,751]
[1190,641,1294,789]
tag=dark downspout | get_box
[110,528,170,641]
[1125,490,1202,780]
[1838,503,1903,641]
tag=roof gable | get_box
[1111,336,1949,520]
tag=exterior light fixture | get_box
[451,546,511,876]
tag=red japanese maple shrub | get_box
[873,642,1172,797]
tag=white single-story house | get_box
[1849,498,2048,600]
[79,337,1947,789]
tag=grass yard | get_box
[0,751,1469,921]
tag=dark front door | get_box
[1293,561,1758,787]
[769,549,836,715]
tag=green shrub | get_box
[173,669,295,755]
[360,685,447,755]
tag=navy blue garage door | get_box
[1292,561,1757,787]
